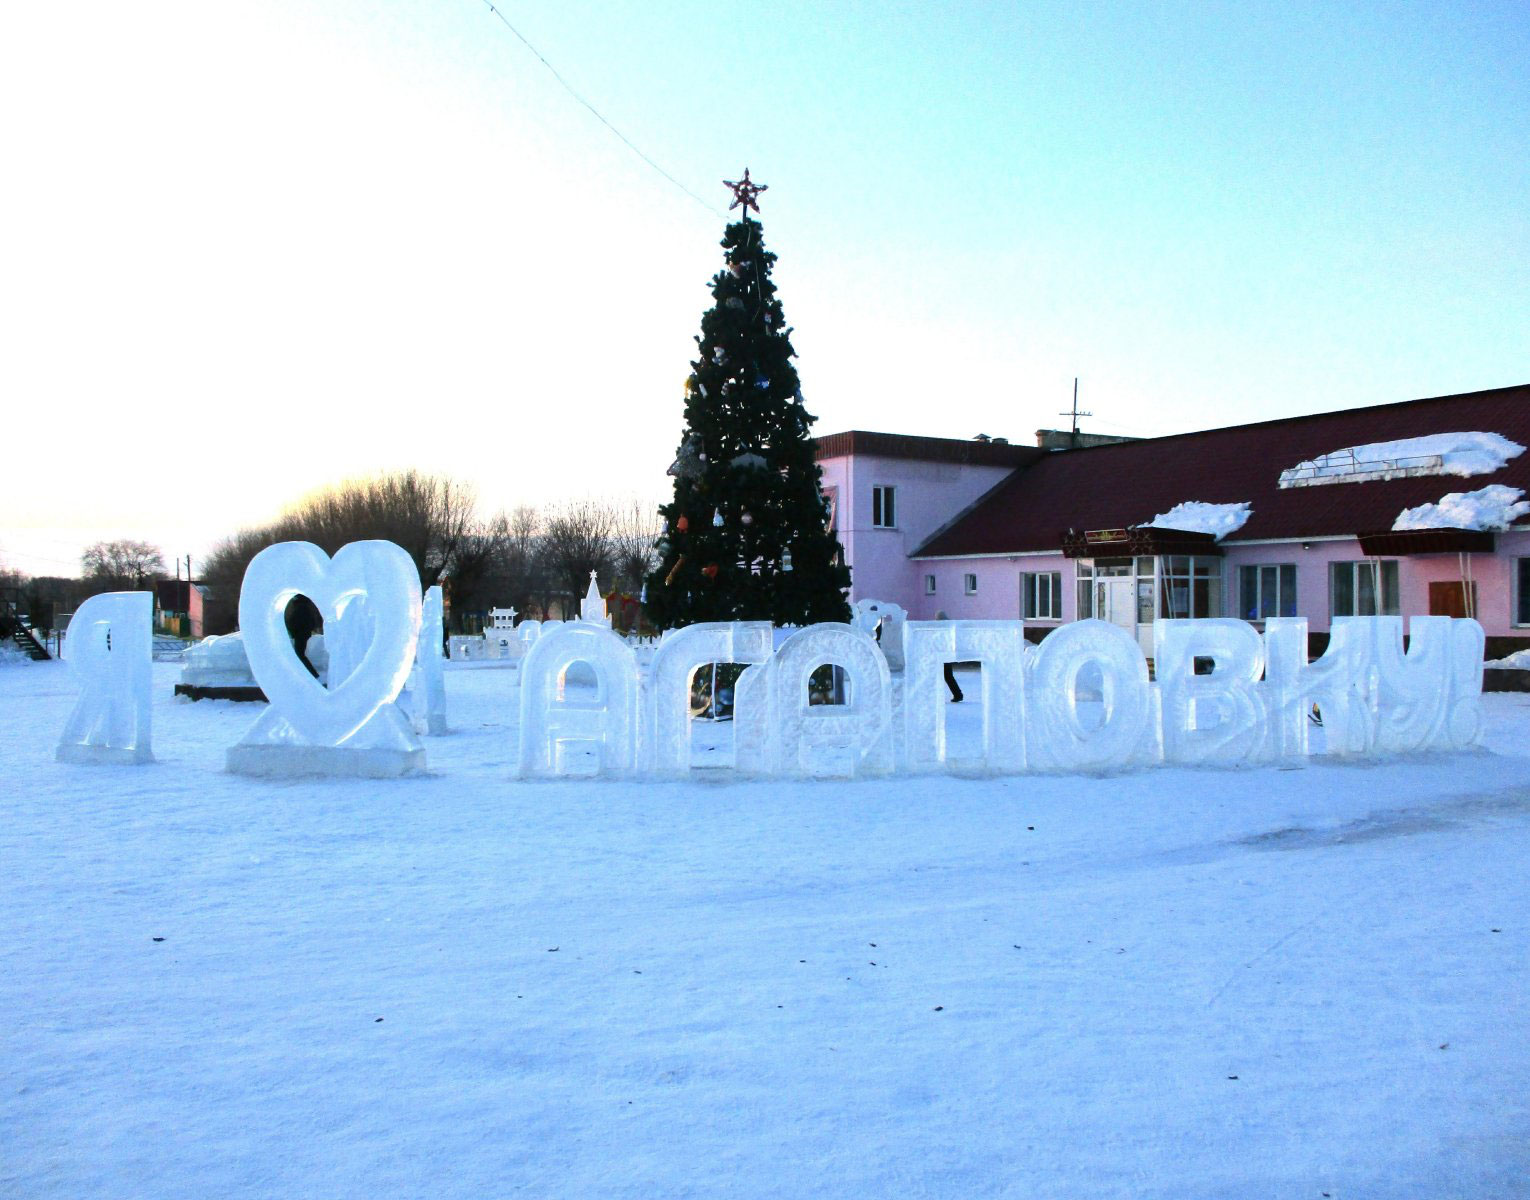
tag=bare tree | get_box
[281,470,475,588]
[442,512,512,623]
[610,498,663,594]
[199,527,285,635]
[541,499,616,608]
[81,540,167,593]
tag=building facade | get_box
[815,384,1530,659]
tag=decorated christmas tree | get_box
[644,171,852,630]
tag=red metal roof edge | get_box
[1027,381,1530,460]
[814,429,1043,468]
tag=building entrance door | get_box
[1096,578,1136,638]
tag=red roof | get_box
[914,383,1530,557]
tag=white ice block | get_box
[56,591,154,765]
[902,621,1026,772]
[413,584,447,736]
[229,540,424,777]
[1026,619,1152,772]
[642,622,772,773]
[768,624,892,778]
[517,621,639,777]
[1155,619,1266,765]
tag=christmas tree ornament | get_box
[741,511,754,526]
[702,563,719,580]
[712,508,724,527]
[664,555,687,587]
[782,548,793,571]
[667,433,706,480]
[722,168,767,215]
[676,515,689,532]
[725,297,745,310]
[730,452,767,472]
[755,375,770,390]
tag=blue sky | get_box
[2,1,1526,576]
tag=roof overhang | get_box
[1356,528,1498,556]
[1060,526,1223,559]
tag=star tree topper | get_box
[723,168,767,215]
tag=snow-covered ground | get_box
[5,659,1529,1198]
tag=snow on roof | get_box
[1392,484,1530,533]
[1139,500,1252,540]
[1278,431,1525,488]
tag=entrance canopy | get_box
[1060,526,1224,559]
[1356,528,1496,556]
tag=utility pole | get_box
[1059,377,1092,449]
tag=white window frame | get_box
[963,572,978,595]
[871,485,896,529]
[1330,560,1400,617]
[924,574,936,595]
[1022,571,1062,620]
[1238,563,1297,621]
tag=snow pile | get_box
[0,641,33,667]
[1392,484,1530,532]
[1485,648,1530,670]
[1280,431,1525,487]
[1140,500,1252,540]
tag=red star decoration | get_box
[723,168,767,215]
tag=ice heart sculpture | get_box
[239,540,422,747]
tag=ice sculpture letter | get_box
[903,621,1027,772]
[642,622,772,773]
[228,540,425,778]
[767,624,893,778]
[1155,619,1266,765]
[1352,616,1483,753]
[56,591,154,765]
[1026,619,1152,771]
[1261,618,1369,759]
[517,622,639,777]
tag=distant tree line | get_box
[3,473,661,638]
[2,540,172,633]
[198,472,660,635]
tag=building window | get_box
[872,485,896,528]
[1238,564,1297,620]
[964,573,977,595]
[1331,560,1400,617]
[924,574,936,595]
[1076,561,1094,618]
[1159,556,1222,619]
[1516,558,1530,626]
[1022,571,1062,619]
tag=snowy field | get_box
[4,659,1529,1199]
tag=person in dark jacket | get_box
[935,610,963,702]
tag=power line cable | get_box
[478,2,722,219]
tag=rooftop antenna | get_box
[1060,377,1092,448]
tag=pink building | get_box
[815,384,1530,659]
